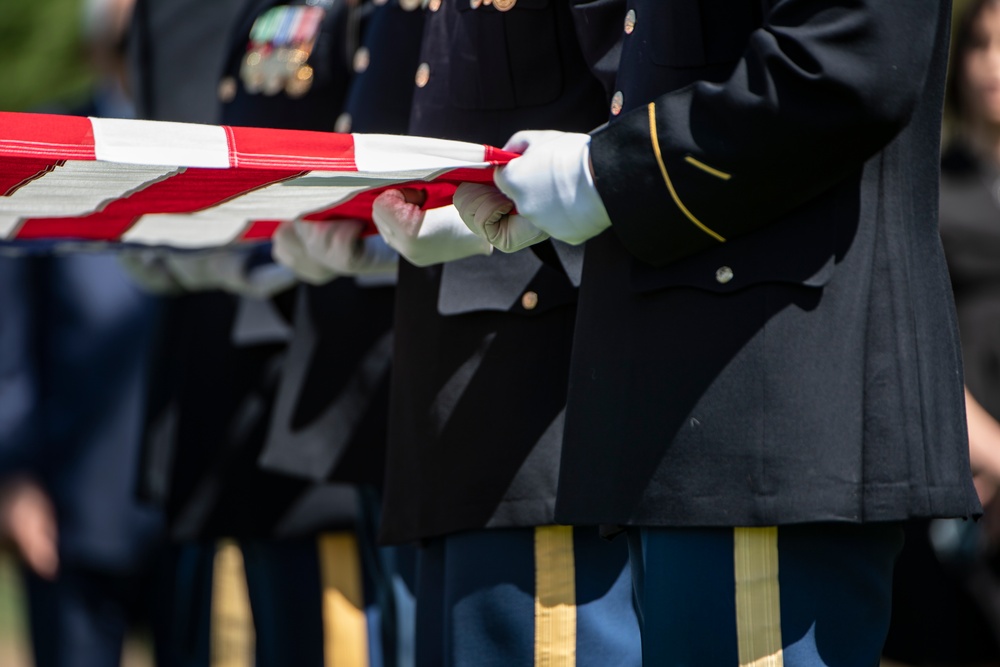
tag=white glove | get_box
[271,220,340,285]
[119,249,183,294]
[291,219,398,277]
[164,249,297,299]
[121,247,297,298]
[452,183,550,252]
[371,189,492,267]
[486,130,612,246]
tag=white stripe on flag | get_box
[121,213,249,248]
[0,160,179,225]
[352,134,487,175]
[122,175,374,248]
[0,216,23,239]
[91,117,230,168]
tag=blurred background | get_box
[0,0,94,113]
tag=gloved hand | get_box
[121,247,298,297]
[119,249,184,294]
[289,219,398,277]
[455,130,612,247]
[452,183,549,252]
[371,189,492,267]
[164,248,297,298]
[271,220,341,285]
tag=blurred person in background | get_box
[883,0,1000,664]
[78,0,134,118]
[0,1,171,665]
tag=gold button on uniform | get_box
[521,291,539,310]
[353,47,370,73]
[415,63,431,88]
[715,266,734,284]
[429,0,442,10]
[624,9,636,34]
[493,0,516,10]
[611,91,624,115]
[399,0,421,10]
[334,112,352,134]
[218,77,237,103]
[470,0,483,7]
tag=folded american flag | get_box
[0,112,515,250]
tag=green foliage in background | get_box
[0,0,93,112]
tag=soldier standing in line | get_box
[273,1,642,665]
[455,0,983,663]
[128,0,419,664]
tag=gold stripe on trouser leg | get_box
[210,539,255,667]
[534,525,577,667]
[318,531,369,667]
[734,527,784,667]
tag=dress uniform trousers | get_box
[154,531,387,667]
[414,527,637,667]
[628,524,902,666]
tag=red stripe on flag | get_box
[483,145,520,166]
[227,126,357,171]
[0,158,63,197]
[243,220,282,240]
[16,168,301,241]
[434,167,500,185]
[0,113,95,160]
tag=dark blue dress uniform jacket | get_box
[552,0,982,527]
[378,0,617,544]
[255,0,424,491]
[139,0,413,539]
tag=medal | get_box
[240,46,268,94]
[285,64,314,98]
[240,4,326,98]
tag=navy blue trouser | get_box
[24,563,164,667]
[414,526,641,667]
[155,533,401,667]
[628,523,904,666]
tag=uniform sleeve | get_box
[590,0,945,266]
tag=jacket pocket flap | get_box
[631,213,839,294]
